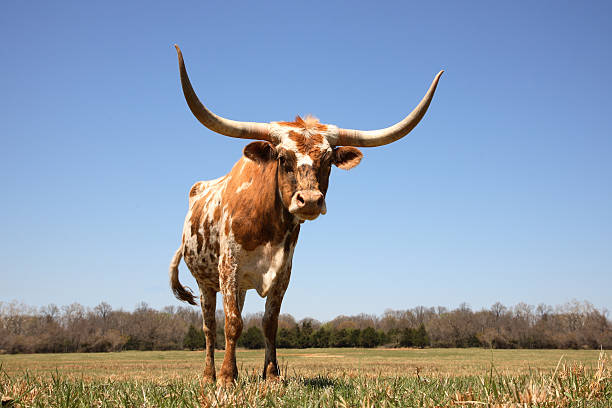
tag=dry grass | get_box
[1,348,610,407]
[1,348,603,380]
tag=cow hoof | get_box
[202,374,216,384]
[264,362,280,381]
[217,367,236,387]
[265,373,280,382]
[216,375,235,387]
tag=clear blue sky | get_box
[1,1,610,321]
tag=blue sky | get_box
[1,1,610,321]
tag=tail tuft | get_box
[169,247,197,305]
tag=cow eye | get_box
[279,155,293,171]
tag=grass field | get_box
[1,348,610,407]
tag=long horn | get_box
[175,45,271,141]
[335,71,444,147]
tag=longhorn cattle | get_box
[169,45,443,385]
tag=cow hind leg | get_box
[200,286,217,383]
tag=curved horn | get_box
[174,45,271,141]
[335,71,444,147]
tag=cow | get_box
[169,45,443,385]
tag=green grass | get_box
[1,348,611,407]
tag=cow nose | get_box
[290,190,325,218]
[296,192,306,206]
[295,191,323,206]
[294,190,323,209]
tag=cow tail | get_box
[169,246,197,305]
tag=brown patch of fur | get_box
[288,130,324,157]
[189,181,203,198]
[294,165,320,193]
[277,115,328,131]
[222,158,294,251]
[202,217,211,246]
[189,199,206,253]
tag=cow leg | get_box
[262,278,289,380]
[237,289,247,313]
[199,286,217,383]
[218,262,243,385]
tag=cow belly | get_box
[238,242,289,297]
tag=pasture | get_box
[1,348,610,407]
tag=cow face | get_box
[243,116,362,221]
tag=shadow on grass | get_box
[301,376,350,389]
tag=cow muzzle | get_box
[288,190,326,220]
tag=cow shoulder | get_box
[223,157,290,251]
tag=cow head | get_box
[174,45,442,221]
[241,116,363,221]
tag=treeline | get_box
[0,302,202,354]
[185,321,430,350]
[1,300,610,354]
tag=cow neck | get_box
[223,158,299,252]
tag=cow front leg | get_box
[262,282,288,380]
[238,289,247,313]
[218,268,243,384]
[199,286,217,383]
[219,291,242,384]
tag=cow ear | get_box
[333,146,363,170]
[243,141,277,162]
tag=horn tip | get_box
[174,44,182,54]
